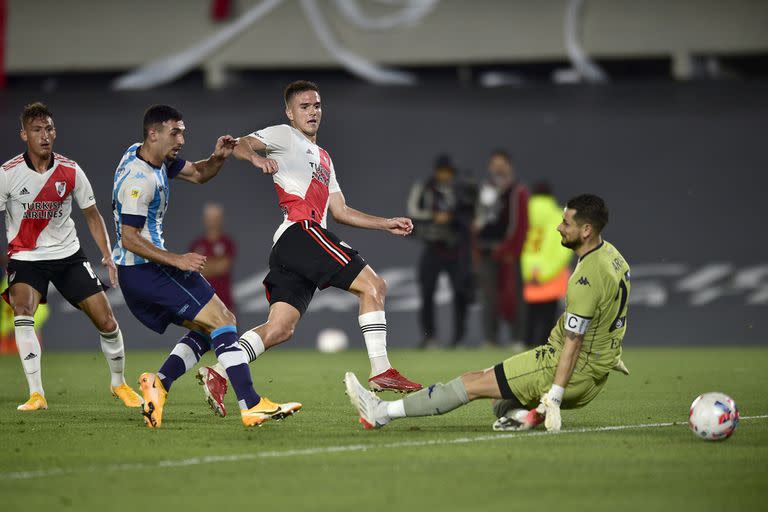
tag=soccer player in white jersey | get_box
[0,102,142,411]
[113,105,300,428]
[197,81,422,417]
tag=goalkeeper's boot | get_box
[111,383,144,408]
[368,368,423,393]
[346,371,389,429]
[241,397,302,427]
[492,408,544,432]
[17,392,48,411]
[138,372,167,428]
[196,366,228,417]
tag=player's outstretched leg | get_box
[210,325,302,426]
[348,267,422,393]
[344,367,532,430]
[198,302,298,417]
[192,297,302,426]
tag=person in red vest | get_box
[189,203,237,313]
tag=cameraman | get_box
[407,155,476,348]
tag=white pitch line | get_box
[3,415,767,481]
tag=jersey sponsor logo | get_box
[55,181,67,198]
[577,276,590,286]
[565,312,591,334]
[8,163,76,256]
[309,161,330,186]
[19,187,30,195]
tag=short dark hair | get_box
[143,104,183,139]
[490,149,513,164]
[20,102,53,127]
[566,194,609,233]
[284,80,319,106]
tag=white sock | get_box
[14,316,44,396]
[99,327,126,387]
[359,311,391,376]
[386,399,406,419]
[238,330,266,363]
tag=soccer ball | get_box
[316,328,349,353]
[688,392,739,441]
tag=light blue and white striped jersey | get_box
[111,143,186,266]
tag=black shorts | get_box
[263,220,367,315]
[2,248,107,308]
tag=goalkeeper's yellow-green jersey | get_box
[548,241,630,378]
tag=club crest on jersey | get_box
[55,181,67,197]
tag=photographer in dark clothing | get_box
[474,150,529,348]
[407,155,476,348]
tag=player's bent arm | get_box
[176,135,238,184]
[329,191,413,236]
[233,135,278,174]
[552,330,584,389]
[233,135,266,162]
[329,191,387,229]
[81,205,113,263]
[121,226,206,272]
[81,205,119,287]
[536,330,583,432]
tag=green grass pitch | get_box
[1,347,766,511]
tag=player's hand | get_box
[175,252,207,272]
[102,257,118,288]
[385,217,413,236]
[535,394,562,432]
[213,135,238,159]
[251,155,279,174]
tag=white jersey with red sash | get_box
[0,152,95,261]
[250,124,341,244]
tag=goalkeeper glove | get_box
[536,384,564,432]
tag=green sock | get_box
[403,377,470,417]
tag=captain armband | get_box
[564,312,591,335]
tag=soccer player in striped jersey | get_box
[112,105,300,428]
[197,80,422,417]
[0,102,142,411]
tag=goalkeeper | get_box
[345,194,630,432]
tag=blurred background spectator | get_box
[408,155,477,348]
[521,182,572,348]
[188,203,237,313]
[474,150,529,348]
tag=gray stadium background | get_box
[1,80,765,350]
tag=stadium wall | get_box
[0,80,765,350]
[6,0,768,73]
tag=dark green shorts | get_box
[494,345,608,409]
